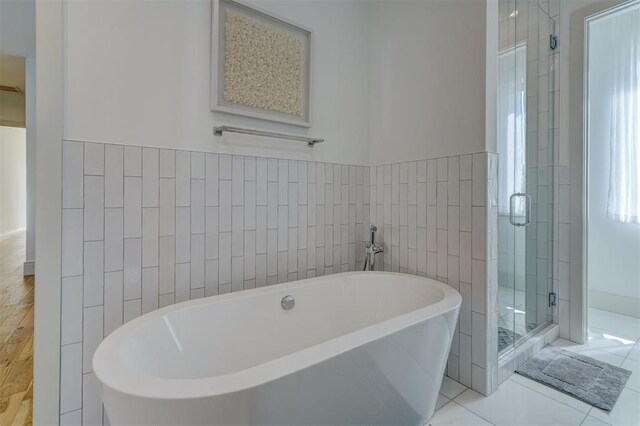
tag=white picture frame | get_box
[211,0,313,127]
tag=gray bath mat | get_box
[516,345,631,411]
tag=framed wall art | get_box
[211,0,313,127]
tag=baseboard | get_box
[589,289,640,319]
[23,261,35,276]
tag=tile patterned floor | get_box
[497,326,523,353]
[497,286,537,348]
[429,309,640,426]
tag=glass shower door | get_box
[497,0,556,355]
[497,37,528,354]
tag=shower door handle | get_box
[509,193,531,227]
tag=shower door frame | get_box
[496,0,557,358]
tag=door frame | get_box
[567,0,633,344]
[33,0,64,423]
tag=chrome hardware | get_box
[370,224,378,239]
[363,224,384,271]
[549,292,557,307]
[509,193,531,227]
[281,295,295,310]
[550,34,558,50]
[214,125,324,147]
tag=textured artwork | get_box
[224,11,304,116]
[212,0,312,127]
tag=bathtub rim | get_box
[93,271,461,401]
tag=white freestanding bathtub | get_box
[93,272,461,426]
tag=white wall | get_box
[64,0,371,166]
[587,11,640,316]
[368,0,487,165]
[0,6,34,272]
[33,0,64,421]
[0,0,35,58]
[64,0,491,167]
[0,126,26,237]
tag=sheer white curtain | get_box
[607,6,640,223]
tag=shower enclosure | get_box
[497,0,557,355]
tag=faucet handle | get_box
[370,224,377,232]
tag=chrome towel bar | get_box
[214,125,324,147]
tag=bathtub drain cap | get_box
[281,295,295,310]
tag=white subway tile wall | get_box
[60,143,506,422]
[369,152,498,395]
[60,141,371,423]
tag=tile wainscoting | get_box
[368,152,499,395]
[59,141,371,424]
[58,141,501,424]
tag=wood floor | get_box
[0,232,33,425]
